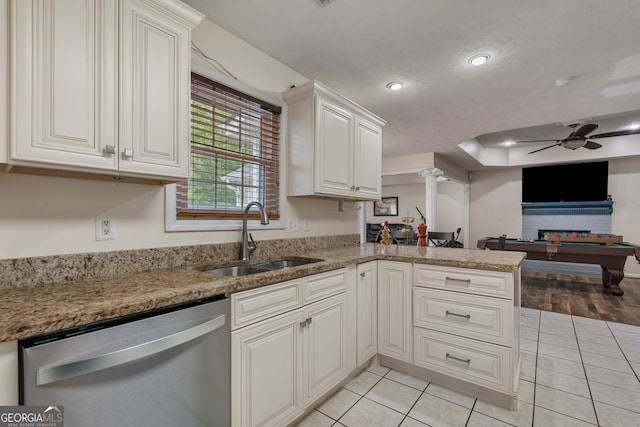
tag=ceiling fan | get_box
[517,123,640,154]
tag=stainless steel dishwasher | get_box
[19,296,230,427]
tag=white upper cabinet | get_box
[7,0,203,180]
[283,80,385,200]
[354,117,383,198]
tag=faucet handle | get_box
[248,233,257,252]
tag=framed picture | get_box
[373,197,398,216]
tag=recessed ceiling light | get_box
[469,53,490,66]
[386,81,405,91]
[501,140,515,147]
[629,122,640,130]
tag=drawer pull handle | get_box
[445,310,471,320]
[446,353,471,364]
[445,277,471,285]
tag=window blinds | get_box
[176,73,281,219]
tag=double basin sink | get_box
[202,257,323,277]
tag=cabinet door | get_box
[232,311,304,427]
[314,97,354,197]
[303,293,349,406]
[378,261,413,363]
[356,261,377,366]
[353,118,382,199]
[119,0,191,178]
[11,0,118,170]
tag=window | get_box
[174,73,281,222]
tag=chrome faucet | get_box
[241,201,269,261]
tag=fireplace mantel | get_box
[521,201,613,216]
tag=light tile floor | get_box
[296,309,640,426]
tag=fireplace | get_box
[538,229,590,239]
[522,201,613,240]
[521,201,613,275]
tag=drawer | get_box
[414,328,512,392]
[413,264,513,299]
[303,268,347,304]
[231,279,302,330]
[413,287,512,346]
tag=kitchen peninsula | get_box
[0,240,525,420]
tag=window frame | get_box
[165,63,286,232]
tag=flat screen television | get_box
[522,161,608,203]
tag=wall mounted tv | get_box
[522,161,608,203]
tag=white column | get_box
[463,183,470,248]
[358,201,366,244]
[419,168,443,239]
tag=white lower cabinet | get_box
[356,261,377,366]
[412,264,520,409]
[413,328,512,392]
[232,310,304,427]
[231,269,351,427]
[377,261,412,363]
[302,294,349,406]
[231,260,521,422]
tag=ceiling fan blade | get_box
[583,140,602,150]
[589,128,640,139]
[574,123,599,137]
[527,143,561,154]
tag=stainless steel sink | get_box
[255,258,320,270]
[202,265,270,276]
[202,257,323,277]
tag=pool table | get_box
[478,237,640,296]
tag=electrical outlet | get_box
[96,216,116,240]
[303,218,310,232]
[287,218,298,232]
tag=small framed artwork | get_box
[373,197,399,216]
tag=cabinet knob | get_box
[360,272,366,278]
[103,145,116,155]
[355,186,360,191]
[122,148,134,158]
[299,318,312,328]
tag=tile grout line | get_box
[571,315,601,426]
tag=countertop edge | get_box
[0,245,525,342]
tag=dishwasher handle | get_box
[36,314,226,386]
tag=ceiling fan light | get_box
[563,140,586,150]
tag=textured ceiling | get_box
[183,0,640,171]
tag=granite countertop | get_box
[0,244,525,342]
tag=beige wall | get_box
[469,159,640,276]
[0,18,360,260]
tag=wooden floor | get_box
[521,270,640,326]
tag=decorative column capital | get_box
[418,168,443,178]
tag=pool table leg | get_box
[601,266,624,296]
